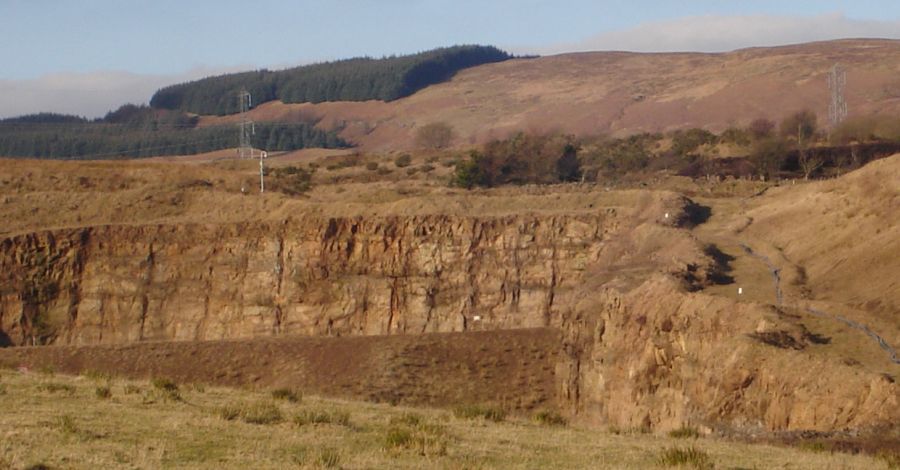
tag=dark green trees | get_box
[150,46,513,115]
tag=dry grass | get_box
[0,370,889,469]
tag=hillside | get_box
[196,39,900,150]
[0,153,897,437]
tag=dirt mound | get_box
[197,39,900,151]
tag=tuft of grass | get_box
[151,377,178,392]
[798,441,827,453]
[383,427,413,448]
[123,384,142,395]
[390,412,423,427]
[149,377,181,402]
[82,369,111,381]
[293,409,351,427]
[37,382,75,395]
[657,446,713,469]
[453,404,506,422]
[668,426,701,439]
[877,450,900,469]
[317,448,342,468]
[95,385,112,400]
[52,414,101,442]
[382,423,449,457]
[24,464,52,470]
[271,387,301,403]
[218,401,284,425]
[532,410,567,427]
[55,414,79,435]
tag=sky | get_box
[1,0,899,118]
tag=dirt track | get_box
[0,328,560,411]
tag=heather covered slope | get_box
[197,39,900,150]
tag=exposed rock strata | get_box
[0,214,614,345]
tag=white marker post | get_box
[259,151,268,193]
[738,287,743,295]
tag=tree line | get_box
[0,105,347,159]
[449,111,900,188]
[149,45,514,115]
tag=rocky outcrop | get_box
[0,214,615,346]
[558,276,900,433]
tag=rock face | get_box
[558,276,900,432]
[0,214,613,346]
[2,199,897,434]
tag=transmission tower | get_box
[237,89,254,159]
[827,64,848,127]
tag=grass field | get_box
[0,370,893,469]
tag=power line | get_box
[237,89,254,159]
[828,63,848,127]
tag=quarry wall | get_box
[0,213,615,346]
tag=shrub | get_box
[394,153,413,168]
[415,122,454,150]
[657,446,713,469]
[668,426,700,439]
[271,387,301,403]
[452,404,506,422]
[749,137,789,179]
[123,384,142,395]
[366,161,379,171]
[720,127,751,146]
[419,163,436,173]
[95,386,112,400]
[671,128,717,157]
[749,117,775,140]
[268,166,313,196]
[780,110,818,142]
[532,410,567,427]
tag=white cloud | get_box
[0,65,250,119]
[534,12,900,55]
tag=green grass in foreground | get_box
[0,370,891,469]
